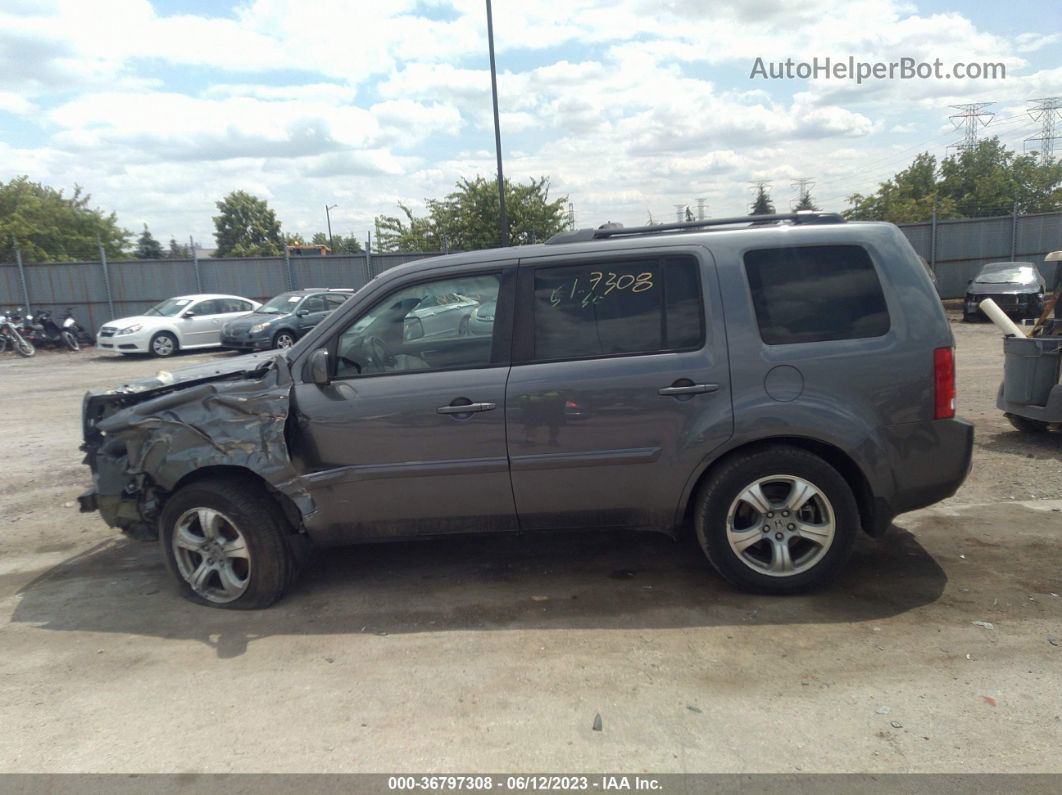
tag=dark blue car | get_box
[220,289,352,351]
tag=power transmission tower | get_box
[696,198,707,220]
[674,204,686,223]
[948,102,994,153]
[791,177,815,209]
[1024,97,1062,163]
[567,202,576,231]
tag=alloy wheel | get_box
[171,507,252,603]
[725,475,836,577]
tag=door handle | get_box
[658,383,719,396]
[437,401,497,415]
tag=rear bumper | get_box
[883,417,974,519]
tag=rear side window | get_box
[744,245,889,345]
[531,257,704,361]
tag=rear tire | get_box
[61,330,79,351]
[1006,413,1050,434]
[14,335,34,357]
[159,476,302,609]
[694,446,859,594]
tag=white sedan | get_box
[97,294,261,357]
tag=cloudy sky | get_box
[1,0,1060,249]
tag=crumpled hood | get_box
[103,350,286,396]
[967,280,1039,296]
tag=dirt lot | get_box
[0,317,1059,774]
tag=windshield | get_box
[144,298,194,317]
[256,293,302,314]
[977,263,1037,283]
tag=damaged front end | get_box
[79,353,315,540]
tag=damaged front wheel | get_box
[159,476,300,608]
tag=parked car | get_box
[964,261,1046,322]
[220,289,353,352]
[78,213,972,608]
[97,295,260,357]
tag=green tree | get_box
[310,231,363,254]
[938,138,1062,216]
[794,193,819,211]
[750,183,775,215]
[844,139,1062,223]
[0,176,129,262]
[374,176,569,253]
[135,224,163,259]
[212,191,284,257]
[168,238,190,258]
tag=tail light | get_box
[933,347,955,419]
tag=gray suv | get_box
[78,213,973,608]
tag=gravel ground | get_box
[0,319,1059,774]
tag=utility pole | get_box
[11,234,31,314]
[325,203,338,253]
[1024,97,1062,163]
[567,202,576,231]
[485,0,508,247]
[948,102,994,153]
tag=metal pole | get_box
[325,204,337,253]
[190,234,202,293]
[284,246,295,290]
[1010,200,1019,260]
[96,234,115,321]
[486,0,508,247]
[365,232,373,279]
[929,194,939,271]
[11,234,31,315]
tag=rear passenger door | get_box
[505,249,733,531]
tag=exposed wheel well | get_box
[169,465,305,533]
[681,437,880,536]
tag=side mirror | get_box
[296,309,310,317]
[309,348,331,386]
[404,316,424,341]
[182,310,196,319]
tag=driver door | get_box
[291,266,517,544]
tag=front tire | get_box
[14,334,35,357]
[159,476,300,608]
[150,331,178,358]
[61,330,79,351]
[273,330,296,349]
[694,446,858,594]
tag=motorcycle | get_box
[0,311,35,357]
[16,307,80,351]
[61,307,94,345]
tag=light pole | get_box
[325,204,338,253]
[485,0,508,247]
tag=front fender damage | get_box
[82,357,315,538]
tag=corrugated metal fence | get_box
[898,211,1062,298]
[3,211,1062,329]
[0,251,441,332]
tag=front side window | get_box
[193,299,220,315]
[334,274,501,379]
[744,245,890,345]
[300,295,328,313]
[531,257,704,361]
[324,293,349,309]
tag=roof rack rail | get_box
[545,211,846,244]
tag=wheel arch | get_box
[678,436,884,537]
[169,465,305,535]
